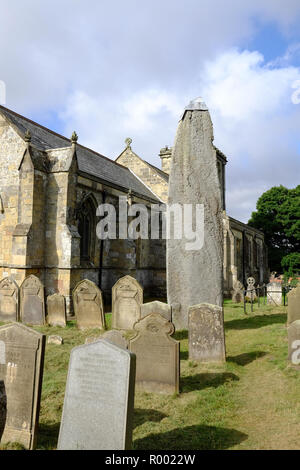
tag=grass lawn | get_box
[1,300,300,450]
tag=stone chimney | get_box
[159,145,172,174]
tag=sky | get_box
[0,0,300,222]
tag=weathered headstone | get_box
[141,301,172,321]
[288,320,300,364]
[20,275,45,325]
[267,281,282,306]
[0,277,19,323]
[231,280,244,303]
[246,277,257,300]
[73,279,105,330]
[129,313,180,394]
[47,293,66,327]
[112,275,143,330]
[287,285,300,325]
[47,335,63,345]
[188,303,226,363]
[167,97,223,330]
[85,330,129,349]
[0,323,45,449]
[57,340,136,450]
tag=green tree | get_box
[248,185,300,274]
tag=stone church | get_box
[0,104,268,314]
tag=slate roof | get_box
[0,105,159,202]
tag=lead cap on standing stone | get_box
[180,97,208,121]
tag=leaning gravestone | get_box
[129,313,179,394]
[167,97,223,330]
[141,301,172,321]
[188,303,226,363]
[57,340,136,450]
[20,275,45,325]
[267,281,282,306]
[288,320,300,364]
[112,275,143,330]
[0,323,45,449]
[0,277,19,323]
[287,285,300,325]
[231,280,245,303]
[47,294,66,327]
[73,279,105,330]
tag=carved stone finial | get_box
[24,130,31,143]
[71,131,78,144]
[125,137,132,149]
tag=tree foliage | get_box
[248,185,300,273]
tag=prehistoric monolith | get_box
[167,97,223,330]
[0,323,46,449]
[57,340,136,450]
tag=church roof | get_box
[0,105,160,203]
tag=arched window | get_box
[77,196,96,262]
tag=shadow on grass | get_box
[181,372,239,393]
[134,409,168,429]
[227,351,267,366]
[37,422,60,450]
[180,350,188,360]
[134,424,248,450]
[225,313,286,330]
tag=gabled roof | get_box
[116,146,169,182]
[0,105,159,202]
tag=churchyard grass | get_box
[1,300,300,450]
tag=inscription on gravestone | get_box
[20,275,45,325]
[73,279,105,330]
[0,323,45,449]
[47,294,66,327]
[129,313,180,394]
[57,340,136,450]
[112,275,143,330]
[0,277,19,323]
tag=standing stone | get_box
[129,313,180,394]
[57,340,136,450]
[20,275,45,325]
[231,280,245,303]
[112,275,143,330]
[47,293,66,327]
[188,303,226,363]
[288,320,300,364]
[73,279,105,330]
[267,281,282,306]
[0,323,45,449]
[287,285,300,325]
[85,330,129,349]
[167,97,223,330]
[141,301,172,321]
[0,277,19,323]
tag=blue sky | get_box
[0,0,300,222]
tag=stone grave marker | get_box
[246,277,257,300]
[129,313,180,394]
[287,285,300,325]
[112,275,143,330]
[85,330,129,349]
[0,323,45,449]
[141,301,172,321]
[267,281,282,306]
[47,293,66,327]
[188,303,226,363]
[20,275,45,325]
[0,277,19,323]
[73,279,105,330]
[288,320,300,364]
[57,339,136,450]
[231,280,244,303]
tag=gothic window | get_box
[78,197,96,262]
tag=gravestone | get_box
[246,277,257,300]
[85,330,129,349]
[0,277,19,323]
[167,97,223,330]
[267,282,282,306]
[20,275,45,325]
[0,323,45,449]
[288,320,300,364]
[287,286,300,325]
[129,313,179,394]
[73,279,105,330]
[141,301,172,321]
[47,293,66,327]
[188,303,226,363]
[112,275,143,330]
[231,281,244,303]
[57,340,136,450]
